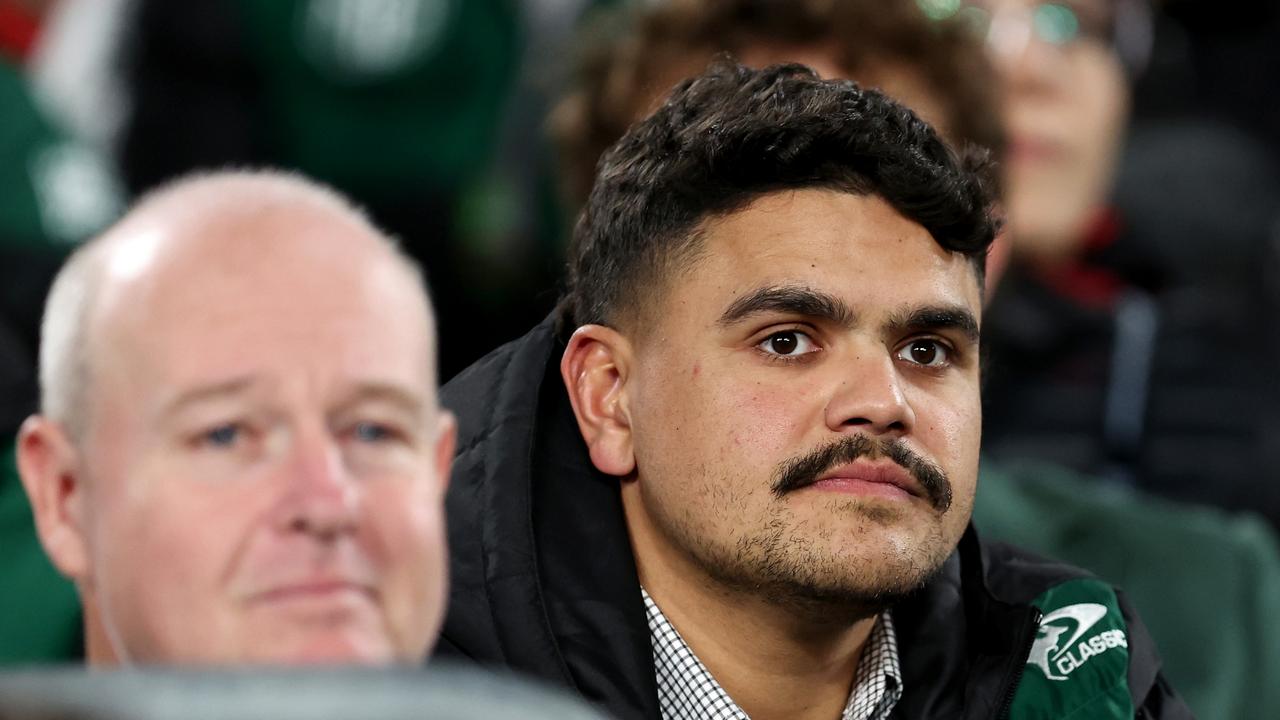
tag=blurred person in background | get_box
[0,0,125,430]
[548,1,1280,717]
[114,0,599,380]
[0,0,125,666]
[1132,0,1280,166]
[2,0,571,663]
[966,0,1280,526]
[16,170,456,665]
[554,0,1004,211]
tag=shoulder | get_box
[436,315,571,668]
[973,536,1194,719]
[442,312,563,466]
[978,459,1280,715]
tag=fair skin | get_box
[562,189,984,720]
[17,178,456,665]
[983,0,1130,260]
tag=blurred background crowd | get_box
[1,1,1278,718]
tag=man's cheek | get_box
[139,519,217,589]
[365,482,438,559]
[917,382,979,431]
[715,385,815,454]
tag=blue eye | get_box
[352,422,393,443]
[202,423,241,448]
[193,420,245,448]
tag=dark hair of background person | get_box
[562,60,1000,331]
[551,0,1005,210]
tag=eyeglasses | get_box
[917,0,1153,75]
[921,1,1108,46]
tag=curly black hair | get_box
[564,59,1000,329]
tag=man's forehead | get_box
[686,190,982,306]
[85,217,433,398]
[155,374,432,420]
[107,269,432,368]
[94,201,420,314]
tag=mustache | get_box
[770,435,953,512]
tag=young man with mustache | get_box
[436,61,1188,719]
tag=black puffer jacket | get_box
[434,316,1193,720]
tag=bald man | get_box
[15,169,456,665]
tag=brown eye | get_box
[897,339,949,367]
[771,333,797,354]
[757,330,817,357]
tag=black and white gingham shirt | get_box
[643,589,902,720]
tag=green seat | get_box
[975,457,1280,720]
[0,440,81,664]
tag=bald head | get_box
[40,169,435,440]
[19,169,455,666]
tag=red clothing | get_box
[0,0,39,62]
[1033,208,1124,309]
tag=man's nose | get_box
[275,428,359,540]
[823,348,916,436]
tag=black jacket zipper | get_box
[998,607,1042,720]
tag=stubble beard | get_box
[645,435,962,620]
[649,434,962,624]
[667,495,954,624]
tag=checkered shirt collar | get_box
[642,588,903,720]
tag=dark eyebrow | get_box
[887,305,981,344]
[717,285,856,328]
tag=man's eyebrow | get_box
[159,377,259,418]
[335,382,428,416]
[717,285,856,328]
[158,379,428,419]
[887,305,981,344]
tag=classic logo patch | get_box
[1006,579,1134,719]
[1027,603,1128,681]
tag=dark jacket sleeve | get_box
[1135,674,1196,720]
[1119,590,1196,720]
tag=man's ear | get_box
[432,409,457,495]
[16,415,91,582]
[560,324,636,477]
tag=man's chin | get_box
[796,491,939,524]
[756,552,946,623]
[730,522,953,620]
[258,632,400,665]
